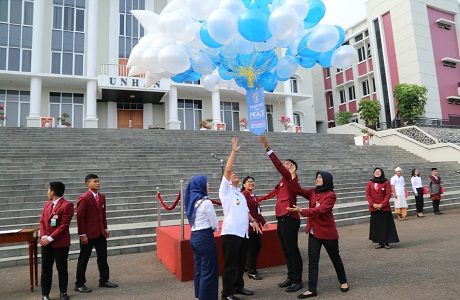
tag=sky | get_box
[320,0,367,29]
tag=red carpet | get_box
[156,222,285,281]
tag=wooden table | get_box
[0,228,38,291]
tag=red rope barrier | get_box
[156,191,181,211]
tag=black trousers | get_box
[245,233,262,275]
[432,200,440,213]
[221,234,248,297]
[41,246,69,296]
[415,187,424,213]
[277,216,302,283]
[75,235,110,287]
[307,233,347,293]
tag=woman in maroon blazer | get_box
[289,171,349,299]
[366,168,399,249]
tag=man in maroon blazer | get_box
[75,174,118,293]
[39,181,74,300]
[258,136,304,293]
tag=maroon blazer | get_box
[262,151,301,219]
[366,180,391,212]
[77,190,107,239]
[242,190,266,233]
[39,198,74,248]
[298,188,339,240]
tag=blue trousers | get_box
[190,228,218,300]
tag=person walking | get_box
[241,176,268,281]
[220,137,261,300]
[366,168,399,249]
[390,167,408,221]
[257,136,304,293]
[289,171,349,299]
[429,168,444,215]
[185,175,219,300]
[39,182,74,300]
[411,168,425,217]
[75,174,118,293]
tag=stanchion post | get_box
[180,179,185,241]
[156,187,161,228]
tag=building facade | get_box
[0,0,319,133]
[313,0,460,128]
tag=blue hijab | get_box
[184,175,208,226]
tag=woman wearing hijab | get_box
[288,172,349,299]
[185,175,218,300]
[366,168,399,249]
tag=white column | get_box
[107,101,117,128]
[211,90,221,129]
[27,0,45,127]
[85,0,99,128]
[167,86,181,129]
[283,81,294,132]
[143,103,154,129]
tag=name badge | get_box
[50,218,57,227]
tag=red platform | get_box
[156,222,285,282]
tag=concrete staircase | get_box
[1,128,459,267]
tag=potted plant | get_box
[239,118,248,131]
[58,113,71,127]
[199,118,212,130]
[335,111,353,125]
[358,98,381,129]
[279,115,292,131]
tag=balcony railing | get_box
[99,64,145,78]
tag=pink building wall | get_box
[427,7,460,120]
[336,72,344,85]
[349,100,357,113]
[345,68,354,81]
[382,12,400,104]
[358,61,367,76]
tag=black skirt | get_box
[369,210,400,244]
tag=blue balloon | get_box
[238,9,272,42]
[317,49,335,68]
[235,76,250,90]
[236,53,253,67]
[275,71,290,82]
[335,25,345,47]
[253,50,277,71]
[172,68,202,83]
[304,0,326,29]
[296,55,317,68]
[218,65,235,80]
[297,34,320,58]
[200,23,223,48]
[259,72,277,92]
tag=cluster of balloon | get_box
[127,0,358,93]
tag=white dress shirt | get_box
[219,176,249,238]
[411,176,423,193]
[390,175,405,195]
[191,198,218,232]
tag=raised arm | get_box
[256,188,278,202]
[258,136,292,180]
[223,137,240,181]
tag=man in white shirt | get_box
[220,137,261,300]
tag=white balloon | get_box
[202,74,221,92]
[161,0,184,15]
[164,9,197,42]
[331,45,358,69]
[268,6,299,41]
[231,33,254,55]
[220,45,238,59]
[191,52,215,75]
[142,48,164,74]
[184,0,218,20]
[284,0,310,20]
[255,37,278,51]
[130,10,159,34]
[219,0,246,17]
[158,45,191,74]
[128,65,145,77]
[207,9,237,45]
[145,72,162,87]
[307,25,340,53]
[151,36,175,49]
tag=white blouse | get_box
[390,175,405,195]
[191,198,218,232]
[219,176,249,238]
[411,176,423,193]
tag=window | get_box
[339,89,346,104]
[51,0,85,75]
[364,30,369,37]
[49,92,84,128]
[293,113,301,126]
[362,80,370,96]
[0,0,33,71]
[119,0,145,58]
[266,105,274,132]
[371,77,376,93]
[0,89,30,127]
[336,68,343,73]
[355,33,363,43]
[290,77,298,93]
[178,99,202,130]
[325,67,330,78]
[327,93,333,108]
[348,85,356,100]
[220,101,240,131]
[367,42,372,58]
[357,46,366,62]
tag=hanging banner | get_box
[246,87,267,136]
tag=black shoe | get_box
[234,288,254,296]
[375,243,384,249]
[435,212,442,215]
[222,295,241,300]
[60,292,69,300]
[42,296,51,300]
[99,280,118,288]
[278,278,293,288]
[297,291,317,299]
[384,244,391,249]
[438,211,444,215]
[74,285,92,293]
[248,272,262,280]
[286,282,304,293]
[340,283,350,292]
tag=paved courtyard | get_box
[2,208,460,300]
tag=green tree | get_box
[358,99,381,127]
[393,83,428,125]
[335,111,353,125]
